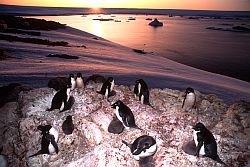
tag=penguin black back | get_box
[48,85,71,112]
[111,100,141,130]
[97,77,114,97]
[134,79,148,96]
[122,135,157,160]
[29,125,59,157]
[193,122,226,165]
[62,116,74,135]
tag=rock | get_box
[149,18,163,27]
[0,82,249,167]
[0,83,32,107]
[48,77,68,91]
[47,54,79,59]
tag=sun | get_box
[90,0,101,10]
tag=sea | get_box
[28,14,250,82]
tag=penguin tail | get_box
[133,125,143,131]
[29,150,42,158]
[211,155,227,166]
[122,140,132,149]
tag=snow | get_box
[0,25,249,104]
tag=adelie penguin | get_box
[182,87,196,112]
[97,77,115,98]
[192,122,227,166]
[29,125,59,157]
[68,74,76,90]
[111,100,142,130]
[47,85,74,112]
[122,135,157,161]
[134,79,151,105]
[62,115,74,135]
[76,73,84,89]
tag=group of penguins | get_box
[22,73,227,166]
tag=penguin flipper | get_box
[133,125,143,131]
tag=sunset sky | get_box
[1,0,250,11]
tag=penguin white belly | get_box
[193,130,205,155]
[138,83,141,96]
[140,94,144,104]
[67,88,71,101]
[49,127,59,142]
[60,101,64,111]
[111,80,115,92]
[71,79,76,90]
[199,145,205,155]
[115,107,129,129]
[76,78,84,88]
[185,93,195,109]
[193,130,199,146]
[48,143,56,154]
[105,88,109,98]
[115,107,123,123]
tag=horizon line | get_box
[1,3,250,12]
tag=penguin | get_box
[0,146,7,167]
[139,89,150,105]
[122,135,157,161]
[76,73,84,89]
[134,79,151,105]
[192,122,226,165]
[29,125,59,157]
[47,85,71,112]
[182,87,196,112]
[134,79,148,98]
[62,116,74,135]
[111,100,141,130]
[97,77,115,98]
[68,74,76,90]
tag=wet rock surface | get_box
[0,82,249,167]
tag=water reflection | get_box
[28,14,250,82]
[92,20,103,37]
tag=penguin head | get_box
[69,74,74,78]
[77,73,82,78]
[192,122,205,132]
[136,79,144,84]
[185,87,194,94]
[38,125,52,135]
[111,100,123,109]
[107,77,114,83]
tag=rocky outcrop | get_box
[149,19,163,27]
[0,81,249,167]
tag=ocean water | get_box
[29,14,250,82]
